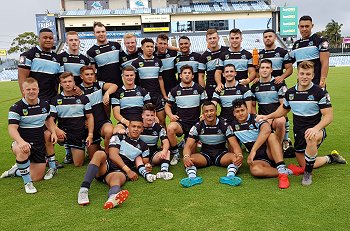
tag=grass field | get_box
[0,67,350,231]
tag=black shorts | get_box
[177,120,196,138]
[200,149,228,166]
[60,129,86,150]
[150,95,165,112]
[149,147,161,163]
[205,84,216,100]
[294,128,326,153]
[253,145,275,167]
[88,119,112,145]
[95,157,135,183]
[12,141,46,163]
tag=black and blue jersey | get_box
[175,52,201,84]
[154,50,177,94]
[259,47,292,77]
[109,134,149,162]
[140,122,167,155]
[58,51,90,85]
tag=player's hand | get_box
[247,151,256,165]
[86,134,93,148]
[155,116,160,123]
[234,154,243,167]
[215,83,224,92]
[103,93,110,106]
[145,163,152,173]
[51,133,58,144]
[73,86,83,96]
[163,96,169,101]
[127,170,138,181]
[183,156,193,168]
[159,150,169,159]
[56,128,66,140]
[274,76,284,84]
[18,140,31,154]
[170,115,179,122]
[255,115,268,123]
[239,78,250,86]
[319,80,326,89]
[304,127,319,140]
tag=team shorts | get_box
[59,129,86,150]
[205,84,217,100]
[11,141,46,163]
[95,156,135,183]
[294,128,326,153]
[253,145,275,167]
[177,120,197,138]
[200,149,228,166]
[150,95,165,112]
[87,119,112,145]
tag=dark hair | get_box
[297,61,314,71]
[80,66,94,75]
[224,64,236,71]
[260,59,272,68]
[157,33,169,41]
[142,103,156,112]
[263,29,276,35]
[232,98,247,109]
[202,100,216,110]
[122,65,136,73]
[180,64,193,74]
[141,38,154,45]
[93,21,105,29]
[206,28,217,37]
[299,15,313,23]
[39,28,53,34]
[230,28,242,35]
[179,35,190,42]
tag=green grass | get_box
[0,67,350,230]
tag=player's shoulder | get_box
[9,99,23,111]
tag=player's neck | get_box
[181,81,193,87]
[230,47,241,52]
[82,82,93,87]
[225,80,236,87]
[181,51,190,55]
[143,53,152,59]
[208,45,220,52]
[63,90,74,96]
[260,76,272,83]
[265,44,276,50]
[25,97,38,105]
[297,83,312,91]
[205,119,216,126]
[97,40,108,46]
[124,83,135,89]
[40,46,51,53]
[69,48,79,55]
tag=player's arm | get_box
[8,124,31,153]
[102,83,118,105]
[245,100,253,114]
[198,73,206,88]
[109,147,138,181]
[214,69,224,91]
[256,104,289,122]
[18,68,30,97]
[182,137,196,168]
[227,136,244,166]
[319,51,330,88]
[305,107,333,140]
[167,46,179,52]
[158,76,168,99]
[85,113,94,147]
[112,105,129,126]
[275,63,293,84]
[45,116,57,144]
[247,122,271,164]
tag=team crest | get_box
[76,99,82,104]
[19,56,26,64]
[308,41,314,46]
[166,54,170,58]
[193,90,198,95]
[136,144,140,149]
[155,62,159,67]
[62,57,68,62]
[35,53,40,58]
[57,99,62,105]
[241,55,246,59]
[275,53,280,57]
[176,90,181,96]
[259,54,263,59]
[41,108,47,114]
[307,95,314,101]
[255,86,259,91]
[123,57,127,62]
[111,45,116,50]
[200,129,205,135]
[120,92,124,98]
[271,86,275,91]
[217,129,223,135]
[225,54,229,60]
[190,57,194,61]
[22,109,28,116]
[207,56,211,62]
[176,58,180,62]
[295,43,299,49]
[95,49,100,55]
[220,90,225,96]
[325,93,331,103]
[236,90,241,94]
[94,87,98,91]
[289,94,294,100]
[322,41,329,49]
[80,59,85,64]
[136,91,141,96]
[152,131,157,136]
[139,62,144,67]
[235,124,240,130]
[249,124,254,129]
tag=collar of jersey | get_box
[206,45,222,53]
[180,82,194,88]
[204,118,219,126]
[295,82,314,91]
[66,49,80,56]
[225,81,239,88]
[140,54,154,60]
[22,98,40,105]
[36,45,52,53]
[228,47,243,53]
[259,76,275,83]
[122,85,136,90]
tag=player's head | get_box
[156,33,169,54]
[229,28,242,49]
[232,98,248,123]
[80,66,95,84]
[123,33,137,53]
[179,36,191,54]
[59,72,75,92]
[39,28,54,51]
[22,77,39,101]
[223,64,237,82]
[201,101,217,123]
[298,15,313,39]
[128,120,144,139]
[142,103,156,125]
[297,61,314,87]
[122,65,136,86]
[259,59,273,79]
[93,21,107,43]
[206,28,219,49]
[141,38,155,57]
[263,29,276,48]
[66,31,80,52]
[179,65,194,84]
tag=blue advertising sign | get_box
[36,14,58,45]
[77,31,142,39]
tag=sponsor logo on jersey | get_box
[190,56,194,61]
[166,54,170,58]
[236,90,241,94]
[155,62,159,67]
[322,41,329,49]
[255,86,259,91]
[176,90,181,96]
[122,57,127,62]
[111,45,116,50]
[275,53,280,57]
[193,90,198,95]
[22,109,28,116]
[52,57,57,62]
[308,41,314,46]
[225,54,229,60]
[241,55,246,59]
[176,57,180,62]
[220,90,225,96]
[152,131,157,136]
[120,92,124,99]
[271,86,275,91]
[207,56,211,62]
[136,91,141,96]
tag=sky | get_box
[0,0,348,55]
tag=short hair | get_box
[141,38,154,45]
[299,15,313,23]
[263,29,276,35]
[122,65,136,74]
[202,100,216,110]
[93,21,105,30]
[232,98,247,109]
[180,64,193,74]
[229,28,242,36]
[59,72,74,81]
[39,28,53,34]
[23,77,38,85]
[260,59,273,67]
[178,35,190,42]
[142,103,156,113]
[206,28,217,37]
[123,33,136,40]
[80,66,94,75]
[224,64,236,71]
[157,33,169,41]
[297,61,314,71]
[66,31,78,36]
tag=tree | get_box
[7,32,38,55]
[325,19,343,48]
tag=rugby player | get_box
[256,61,346,186]
[77,120,156,209]
[180,101,243,188]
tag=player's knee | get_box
[273,118,286,130]
[73,160,84,167]
[44,130,52,142]
[92,150,107,162]
[250,164,264,177]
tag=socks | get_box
[227,163,238,177]
[138,165,148,178]
[170,145,179,156]
[160,160,170,172]
[81,164,99,189]
[305,152,317,173]
[284,120,290,141]
[47,154,56,169]
[276,161,288,174]
[108,185,121,197]
[64,145,72,156]
[185,166,197,178]
[16,159,32,184]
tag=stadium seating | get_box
[0,69,18,81]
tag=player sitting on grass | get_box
[256,61,346,186]
[180,101,243,188]
[231,98,290,189]
[77,120,156,209]
[2,78,57,193]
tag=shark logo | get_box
[91,1,103,10]
[135,0,145,7]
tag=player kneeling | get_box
[77,120,156,209]
[231,99,290,189]
[180,101,243,188]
